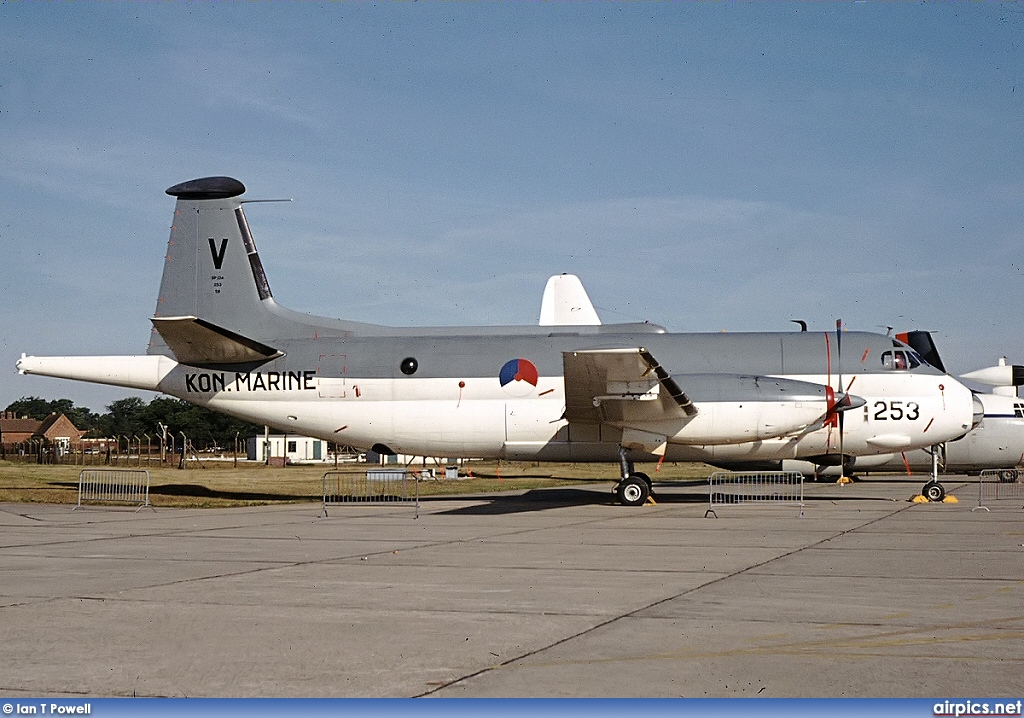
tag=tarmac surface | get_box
[1,474,1022,698]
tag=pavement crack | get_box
[416,499,918,696]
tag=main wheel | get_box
[922,481,946,502]
[999,469,1018,484]
[632,471,654,495]
[616,476,650,507]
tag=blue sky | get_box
[2,2,1022,414]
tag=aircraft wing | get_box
[151,316,283,365]
[562,347,697,425]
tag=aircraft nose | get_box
[971,393,985,430]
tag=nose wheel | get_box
[920,444,947,502]
[922,480,946,503]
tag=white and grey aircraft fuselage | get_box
[17,177,981,505]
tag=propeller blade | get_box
[836,319,844,393]
[836,319,847,476]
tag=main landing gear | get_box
[615,448,653,507]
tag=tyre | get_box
[632,471,654,494]
[922,481,946,502]
[617,476,650,507]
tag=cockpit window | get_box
[881,350,920,371]
[1015,402,1024,419]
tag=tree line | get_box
[4,396,264,450]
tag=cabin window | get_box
[400,357,419,375]
[881,350,920,371]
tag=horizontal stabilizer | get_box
[151,316,283,365]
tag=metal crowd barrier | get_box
[705,471,804,518]
[973,468,1024,512]
[75,469,152,511]
[321,469,420,518]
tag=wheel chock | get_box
[910,494,958,504]
[645,495,657,506]
[836,476,853,485]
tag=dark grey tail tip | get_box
[166,176,245,200]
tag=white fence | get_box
[321,469,420,518]
[706,471,804,518]
[75,469,151,511]
[973,469,1024,512]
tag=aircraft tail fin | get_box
[539,274,601,326]
[149,177,279,359]
[896,330,946,373]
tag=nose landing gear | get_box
[919,444,948,503]
[921,480,946,503]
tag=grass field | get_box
[0,459,715,508]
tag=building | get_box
[247,434,333,465]
[243,432,457,471]
[0,412,85,454]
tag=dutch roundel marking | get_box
[499,358,538,396]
